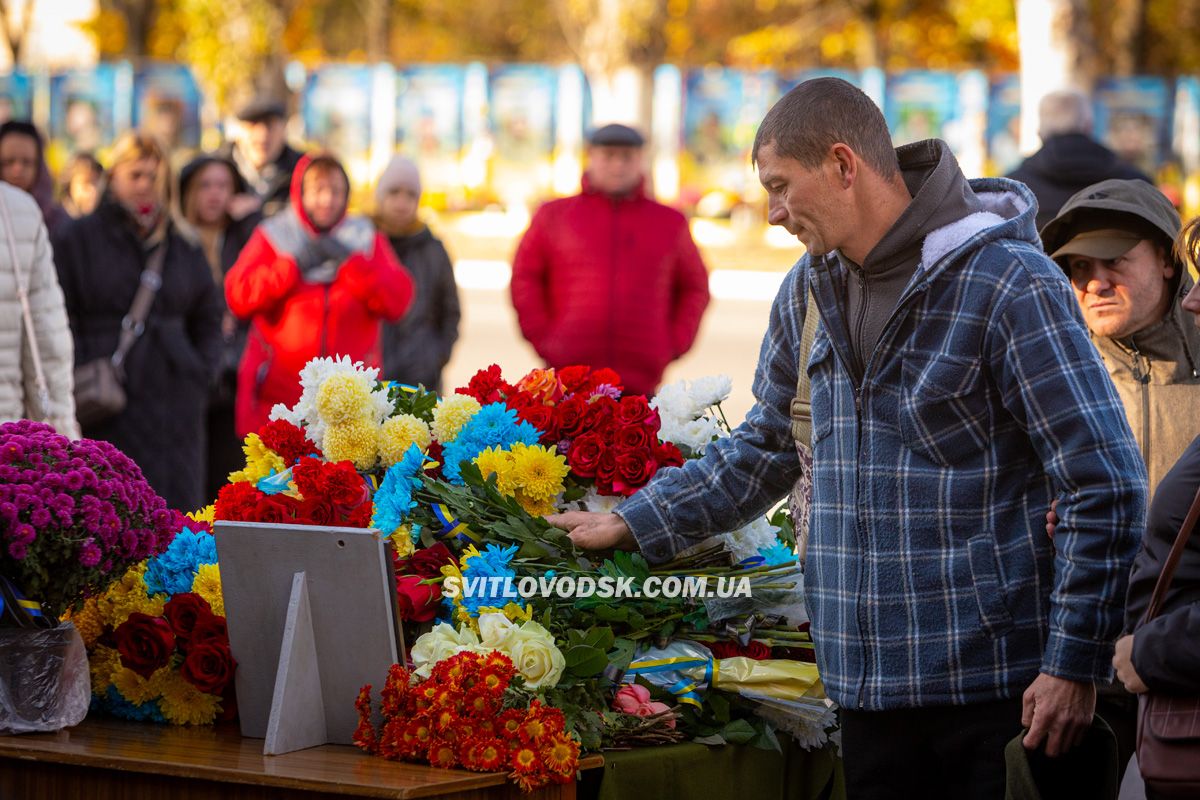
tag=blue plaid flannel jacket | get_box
[618,177,1147,710]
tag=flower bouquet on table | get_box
[0,420,180,733]
[68,511,237,725]
[211,357,832,790]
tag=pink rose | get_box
[612,684,651,714]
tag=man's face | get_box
[302,168,348,231]
[757,141,844,257]
[586,145,643,195]
[0,133,38,193]
[1065,239,1175,339]
[244,117,286,169]
[191,162,236,226]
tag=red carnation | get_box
[588,368,623,391]
[180,641,237,695]
[457,365,512,405]
[258,419,320,464]
[114,612,176,679]
[214,481,266,522]
[324,461,369,506]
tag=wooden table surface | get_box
[0,718,604,800]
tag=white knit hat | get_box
[375,155,422,205]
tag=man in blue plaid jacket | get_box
[550,78,1146,798]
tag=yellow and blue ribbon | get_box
[625,655,717,709]
[432,502,481,545]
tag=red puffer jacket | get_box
[509,177,710,397]
[225,155,413,435]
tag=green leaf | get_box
[692,734,727,746]
[749,720,782,752]
[564,645,608,676]
[719,719,758,745]
[608,638,635,671]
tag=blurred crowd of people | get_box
[0,98,714,512]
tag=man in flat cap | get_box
[222,94,305,219]
[1042,179,1200,784]
[510,123,710,396]
[1042,178,1200,498]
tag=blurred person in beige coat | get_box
[0,182,78,437]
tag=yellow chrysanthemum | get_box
[188,505,215,526]
[64,596,104,648]
[228,433,286,484]
[315,373,374,425]
[478,602,534,624]
[474,446,517,494]
[112,665,172,705]
[431,394,482,443]
[322,418,379,470]
[158,671,221,725]
[96,564,164,628]
[89,645,122,694]
[378,414,433,466]
[192,563,224,617]
[508,442,569,501]
[513,489,557,517]
[457,545,481,572]
[390,528,415,559]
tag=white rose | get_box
[505,620,566,690]
[478,612,517,650]
[410,623,482,678]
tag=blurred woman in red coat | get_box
[225,153,413,435]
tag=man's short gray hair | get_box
[1038,90,1094,139]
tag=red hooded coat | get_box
[509,176,710,397]
[225,154,413,435]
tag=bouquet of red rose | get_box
[354,652,580,793]
[68,518,237,725]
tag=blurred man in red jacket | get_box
[510,124,711,397]
[225,153,413,435]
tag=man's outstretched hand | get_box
[546,512,638,552]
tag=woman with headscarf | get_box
[0,121,69,236]
[178,153,263,499]
[52,132,223,510]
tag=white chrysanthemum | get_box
[272,356,390,445]
[689,374,733,408]
[720,516,781,563]
[580,488,624,514]
[658,414,724,454]
[753,699,837,751]
[650,380,700,423]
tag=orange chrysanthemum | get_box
[381,664,411,716]
[473,737,507,772]
[353,684,378,754]
[541,733,580,776]
[498,709,524,738]
[510,744,542,775]
[429,739,458,768]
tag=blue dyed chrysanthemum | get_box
[143,527,218,597]
[371,444,425,535]
[757,540,797,567]
[460,543,518,615]
[441,403,539,483]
